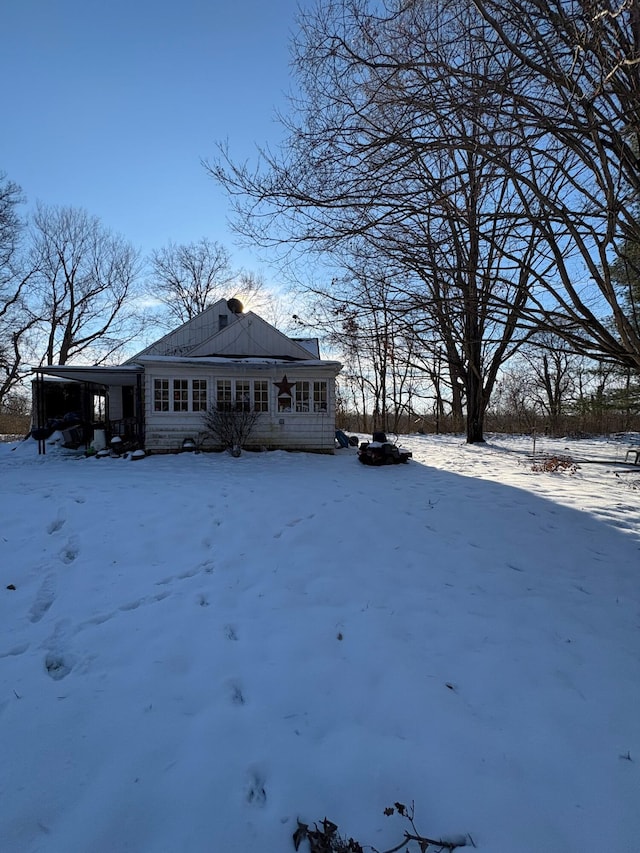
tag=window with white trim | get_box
[154,379,169,412]
[313,381,328,412]
[154,378,208,412]
[217,379,232,411]
[192,379,207,412]
[277,394,292,412]
[173,379,189,412]
[254,380,269,412]
[213,378,269,412]
[235,379,251,411]
[295,381,310,412]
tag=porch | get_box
[32,365,144,454]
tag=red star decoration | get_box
[274,374,294,397]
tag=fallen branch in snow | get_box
[293,802,471,853]
[376,832,468,853]
[376,802,471,852]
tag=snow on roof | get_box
[134,354,342,369]
[33,364,144,385]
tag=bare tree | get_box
[0,173,38,404]
[490,366,540,431]
[209,0,542,441]
[0,172,23,273]
[469,0,640,369]
[147,238,234,325]
[520,334,582,433]
[146,238,271,327]
[610,212,640,335]
[302,265,425,434]
[28,204,142,366]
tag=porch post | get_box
[36,371,46,455]
[136,373,144,446]
[82,383,92,449]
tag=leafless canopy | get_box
[29,204,142,366]
[148,238,235,326]
[208,0,640,380]
[0,173,37,404]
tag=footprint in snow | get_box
[118,592,170,613]
[59,539,79,564]
[245,772,267,806]
[119,599,142,612]
[44,652,73,680]
[177,567,199,580]
[46,517,65,534]
[0,642,30,659]
[228,680,246,706]
[30,575,56,623]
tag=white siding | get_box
[129,301,240,359]
[143,364,339,454]
[108,386,124,421]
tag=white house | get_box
[32,299,342,454]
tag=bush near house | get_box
[201,405,261,456]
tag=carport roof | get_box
[33,364,143,387]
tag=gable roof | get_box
[126,300,233,361]
[127,299,316,362]
[187,312,314,360]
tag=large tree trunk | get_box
[466,370,486,443]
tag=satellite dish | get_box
[227,298,244,314]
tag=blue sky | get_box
[1,0,303,276]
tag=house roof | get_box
[135,355,342,373]
[33,301,341,386]
[126,300,230,361]
[126,299,316,362]
[187,312,315,360]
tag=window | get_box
[192,379,207,412]
[173,379,189,412]
[155,378,207,412]
[295,381,310,412]
[274,379,327,414]
[254,380,269,412]
[235,379,251,411]
[152,377,272,413]
[154,379,169,412]
[217,379,232,411]
[313,381,328,412]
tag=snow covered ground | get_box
[1,432,639,853]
